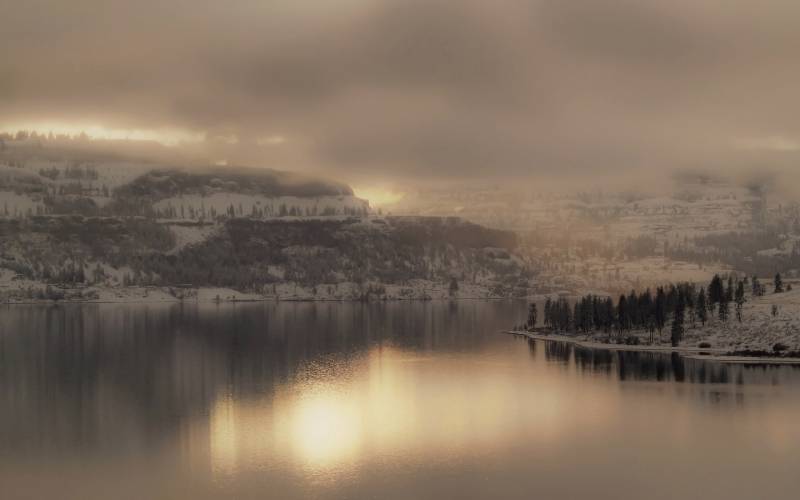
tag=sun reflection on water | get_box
[205,345,615,480]
[286,390,362,466]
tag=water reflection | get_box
[533,338,800,386]
[2,302,800,500]
[0,301,522,462]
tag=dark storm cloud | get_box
[3,0,800,188]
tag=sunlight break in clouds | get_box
[352,186,405,207]
[0,121,204,146]
[6,0,800,187]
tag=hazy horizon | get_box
[4,4,800,499]
[4,0,800,197]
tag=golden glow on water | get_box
[206,346,619,478]
[6,302,800,500]
[209,396,239,476]
[287,390,362,466]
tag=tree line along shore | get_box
[514,273,800,358]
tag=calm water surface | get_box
[1,301,799,499]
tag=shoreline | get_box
[1,294,520,306]
[1,280,528,305]
[504,330,800,365]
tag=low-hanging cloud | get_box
[3,0,800,190]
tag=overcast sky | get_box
[3,0,800,190]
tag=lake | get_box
[1,301,799,499]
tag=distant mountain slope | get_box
[141,217,521,289]
[0,139,533,301]
[0,138,369,218]
[116,166,353,200]
[394,181,765,238]
[0,215,534,301]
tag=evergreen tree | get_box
[592,296,602,332]
[654,287,667,336]
[718,290,730,322]
[544,297,552,329]
[684,284,696,327]
[617,294,628,334]
[774,273,784,293]
[670,291,685,347]
[696,287,708,326]
[527,303,538,330]
[665,285,678,316]
[638,289,654,340]
[708,274,724,312]
[603,297,614,336]
[627,290,638,328]
[560,298,572,332]
[726,275,734,302]
[735,280,745,322]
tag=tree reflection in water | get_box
[530,337,800,397]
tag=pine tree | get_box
[718,290,730,322]
[774,273,784,293]
[604,297,614,336]
[527,303,537,330]
[696,287,708,326]
[544,297,552,329]
[709,274,723,312]
[684,284,696,327]
[670,292,685,347]
[726,275,734,302]
[654,287,666,336]
[617,294,628,335]
[735,280,745,322]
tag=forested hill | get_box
[0,139,369,218]
[0,138,533,301]
[0,215,534,301]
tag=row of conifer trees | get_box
[524,273,786,345]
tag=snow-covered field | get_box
[688,288,800,353]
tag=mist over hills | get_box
[0,137,366,218]
[0,137,532,301]
[2,134,800,303]
[388,174,800,295]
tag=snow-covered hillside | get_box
[0,215,533,303]
[153,193,368,220]
[394,181,764,240]
[520,285,800,359]
[0,138,370,220]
